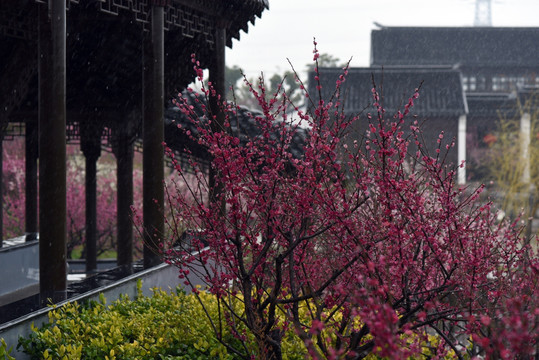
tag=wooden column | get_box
[208,25,227,204]
[25,120,39,242]
[115,124,134,269]
[38,0,67,304]
[142,3,165,268]
[84,154,98,272]
[81,124,101,273]
[209,26,227,108]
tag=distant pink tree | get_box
[2,138,26,238]
[64,147,125,258]
[163,48,538,359]
[2,139,145,259]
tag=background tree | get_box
[226,52,343,108]
[484,91,539,243]
[2,139,145,259]
[2,138,26,238]
[225,64,243,101]
[305,52,342,70]
[164,49,538,359]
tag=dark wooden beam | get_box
[209,26,226,117]
[173,0,221,18]
[208,25,226,205]
[81,124,102,273]
[143,4,165,268]
[38,0,67,305]
[84,154,98,272]
[25,119,38,242]
[116,122,134,269]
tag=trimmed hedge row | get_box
[7,282,453,359]
[16,282,307,360]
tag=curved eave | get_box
[224,0,268,48]
[172,0,268,48]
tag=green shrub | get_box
[18,285,242,359]
[17,283,458,359]
[15,282,458,359]
[0,338,15,360]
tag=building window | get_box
[492,76,508,91]
[469,76,477,91]
[477,76,487,91]
[500,77,508,91]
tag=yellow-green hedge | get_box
[13,282,453,359]
[18,285,241,359]
[0,338,15,360]
[16,282,307,360]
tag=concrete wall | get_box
[0,239,39,304]
[0,240,119,306]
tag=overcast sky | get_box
[226,0,539,80]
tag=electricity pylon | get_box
[474,0,492,26]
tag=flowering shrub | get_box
[163,43,538,360]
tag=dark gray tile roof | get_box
[309,67,467,117]
[195,0,269,47]
[465,93,518,119]
[371,27,539,68]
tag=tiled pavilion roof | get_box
[371,26,539,68]
[310,67,467,118]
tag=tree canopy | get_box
[163,47,538,359]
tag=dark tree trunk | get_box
[259,329,283,360]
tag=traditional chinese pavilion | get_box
[0,0,268,304]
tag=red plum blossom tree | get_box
[163,45,538,359]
